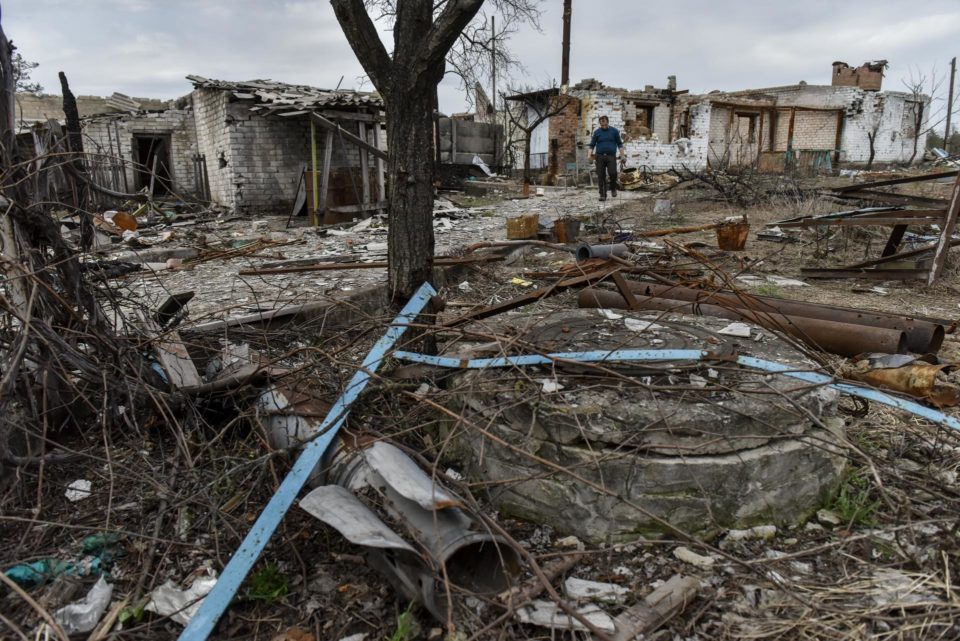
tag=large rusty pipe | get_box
[578,288,908,357]
[625,281,944,353]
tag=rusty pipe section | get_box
[258,386,520,621]
[625,281,945,353]
[578,288,907,357]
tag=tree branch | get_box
[330,0,393,94]
[421,0,484,71]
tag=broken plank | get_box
[611,574,699,641]
[442,267,620,328]
[138,312,202,388]
[847,237,960,269]
[927,171,960,285]
[320,109,377,122]
[611,271,642,311]
[801,268,929,280]
[328,201,387,214]
[832,170,959,193]
[309,112,387,161]
[239,255,500,276]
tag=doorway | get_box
[132,134,173,195]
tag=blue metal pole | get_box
[180,283,437,641]
[392,349,960,432]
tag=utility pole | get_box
[946,56,956,154]
[491,14,496,118]
[561,0,572,88]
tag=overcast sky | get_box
[6,0,959,124]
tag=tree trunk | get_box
[384,74,440,302]
[909,103,923,165]
[523,133,532,186]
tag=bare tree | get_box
[331,0,542,302]
[864,96,884,169]
[503,86,574,188]
[902,67,942,164]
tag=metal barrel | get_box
[578,288,908,357]
[625,281,944,353]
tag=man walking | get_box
[588,115,625,201]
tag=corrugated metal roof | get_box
[186,75,383,113]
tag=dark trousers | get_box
[595,153,618,197]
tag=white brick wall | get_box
[751,85,929,165]
[574,90,709,173]
[83,109,198,196]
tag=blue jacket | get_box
[590,126,624,155]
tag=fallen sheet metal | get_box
[180,282,437,641]
[316,441,521,620]
[300,485,415,551]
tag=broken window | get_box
[623,102,656,139]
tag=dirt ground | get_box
[3,170,960,641]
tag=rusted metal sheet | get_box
[623,280,945,353]
[578,288,908,357]
[844,359,959,408]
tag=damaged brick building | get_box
[512,61,929,183]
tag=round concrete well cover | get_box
[443,309,847,542]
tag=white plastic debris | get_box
[472,155,495,177]
[339,634,369,641]
[65,479,92,502]
[624,318,663,333]
[515,600,616,633]
[49,576,113,634]
[563,577,630,603]
[537,379,564,393]
[146,570,218,625]
[598,309,624,320]
[673,546,716,568]
[458,281,472,292]
[689,374,708,388]
[721,525,777,549]
[444,468,464,482]
[717,322,753,337]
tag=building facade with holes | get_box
[511,62,929,184]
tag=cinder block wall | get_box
[83,109,198,196]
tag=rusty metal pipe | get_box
[578,288,908,357]
[624,281,945,353]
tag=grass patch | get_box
[389,602,419,641]
[246,564,289,602]
[752,283,783,298]
[829,470,881,528]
